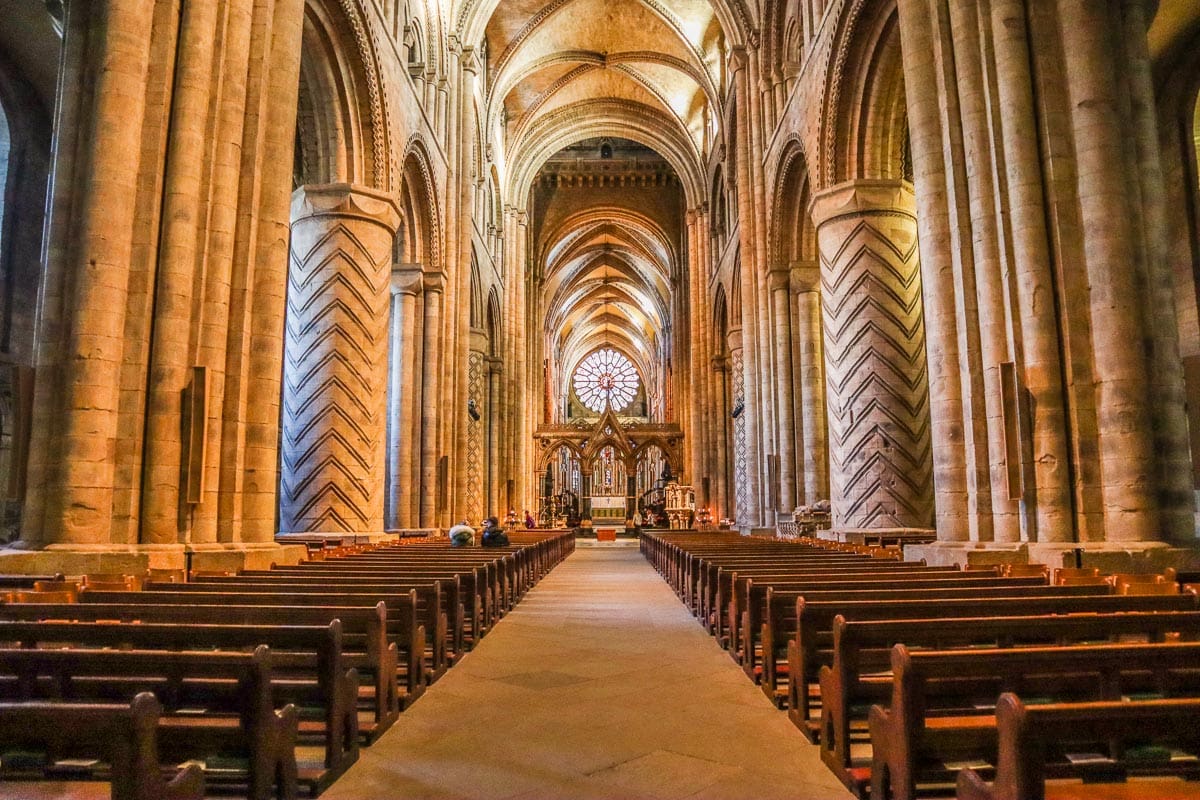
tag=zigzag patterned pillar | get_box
[811,180,934,530]
[280,184,399,534]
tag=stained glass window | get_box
[573,348,639,413]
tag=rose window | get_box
[573,348,639,413]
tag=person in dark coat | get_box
[481,516,509,547]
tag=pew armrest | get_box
[954,767,996,800]
[166,761,207,800]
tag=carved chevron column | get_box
[280,185,399,534]
[811,180,934,529]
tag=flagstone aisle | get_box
[322,545,854,799]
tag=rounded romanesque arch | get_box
[819,0,907,187]
[295,0,392,190]
[398,138,442,271]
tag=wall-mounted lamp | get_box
[467,399,481,421]
[731,401,744,419]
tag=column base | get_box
[0,541,307,576]
[276,531,408,546]
[818,527,937,545]
[904,539,1200,573]
[740,527,778,538]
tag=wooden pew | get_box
[704,563,960,635]
[168,578,465,668]
[347,548,523,606]
[0,693,205,800]
[321,551,514,624]
[868,641,1200,800]
[84,585,450,684]
[818,610,1200,790]
[0,619,358,792]
[0,645,298,800]
[956,693,1200,800]
[783,591,1200,731]
[695,553,908,615]
[733,574,1049,672]
[235,564,493,645]
[0,600,411,732]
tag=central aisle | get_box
[323,545,854,799]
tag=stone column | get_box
[486,356,503,514]
[712,356,730,519]
[728,330,751,525]
[23,0,155,547]
[896,0,971,541]
[279,184,399,534]
[811,180,934,530]
[514,211,531,511]
[769,268,797,512]
[729,47,765,527]
[792,265,828,505]
[1056,0,1159,542]
[419,271,446,527]
[1119,0,1194,543]
[466,329,487,524]
[989,0,1074,542]
[386,267,422,529]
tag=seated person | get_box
[481,517,510,547]
[448,520,475,547]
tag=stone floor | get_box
[322,545,854,799]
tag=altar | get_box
[590,495,627,534]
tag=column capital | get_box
[486,356,504,375]
[729,46,750,74]
[711,355,727,373]
[790,261,820,293]
[809,179,915,228]
[460,46,480,75]
[423,270,447,294]
[291,183,401,229]
[726,326,742,352]
[767,268,791,292]
[469,327,489,353]
[392,265,425,296]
